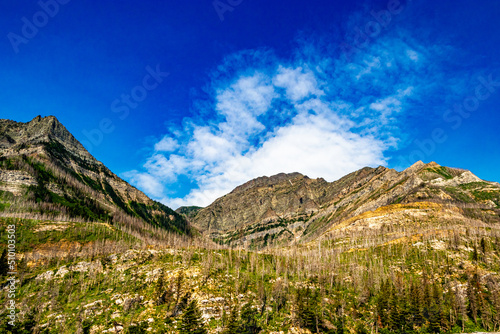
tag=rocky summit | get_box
[190,160,500,249]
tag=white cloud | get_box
[215,73,275,138]
[273,66,322,101]
[406,49,419,62]
[165,107,388,208]
[122,171,164,198]
[123,33,452,208]
[154,136,178,152]
[142,154,189,181]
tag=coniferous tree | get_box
[354,322,369,334]
[295,287,317,331]
[0,248,9,277]
[173,293,191,317]
[422,273,431,321]
[0,307,37,334]
[174,270,184,306]
[409,280,424,327]
[222,304,239,334]
[178,300,207,334]
[445,285,458,330]
[480,237,487,255]
[238,303,261,334]
[472,243,479,264]
[295,287,329,333]
[388,284,401,332]
[467,272,482,323]
[481,300,493,331]
[492,286,500,331]
[126,322,148,334]
[400,286,411,333]
[428,284,443,333]
[334,307,345,334]
[376,280,390,328]
[155,272,165,305]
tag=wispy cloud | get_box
[123,32,459,208]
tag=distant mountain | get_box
[0,116,191,239]
[176,206,203,219]
[191,161,500,248]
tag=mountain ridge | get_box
[0,115,192,240]
[190,160,500,248]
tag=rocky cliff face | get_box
[0,115,93,160]
[191,161,500,248]
[0,116,190,236]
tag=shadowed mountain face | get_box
[0,116,190,237]
[191,161,500,248]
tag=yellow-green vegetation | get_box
[0,218,137,255]
[0,151,191,237]
[422,166,456,180]
[0,215,499,333]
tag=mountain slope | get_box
[0,115,191,239]
[1,117,499,333]
[191,161,500,248]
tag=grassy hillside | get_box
[1,209,499,333]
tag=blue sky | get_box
[1,0,500,208]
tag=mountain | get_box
[191,161,500,248]
[1,116,500,334]
[0,115,191,240]
[176,205,203,219]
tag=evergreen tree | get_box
[480,299,493,331]
[376,280,390,328]
[354,322,369,334]
[492,286,500,331]
[295,287,328,333]
[178,300,207,334]
[428,284,443,333]
[334,309,345,334]
[445,286,458,330]
[238,303,261,334]
[422,273,431,321]
[155,272,165,305]
[0,248,9,277]
[126,322,148,334]
[467,273,482,323]
[472,243,479,263]
[400,287,411,333]
[222,304,239,334]
[174,270,184,306]
[409,280,424,327]
[21,309,37,334]
[173,293,191,317]
[0,307,37,334]
[296,287,317,331]
[388,284,400,331]
[480,237,487,255]
[82,318,92,334]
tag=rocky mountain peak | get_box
[0,115,94,162]
[191,160,500,248]
[425,161,440,167]
[231,172,306,194]
[0,115,191,237]
[26,115,76,144]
